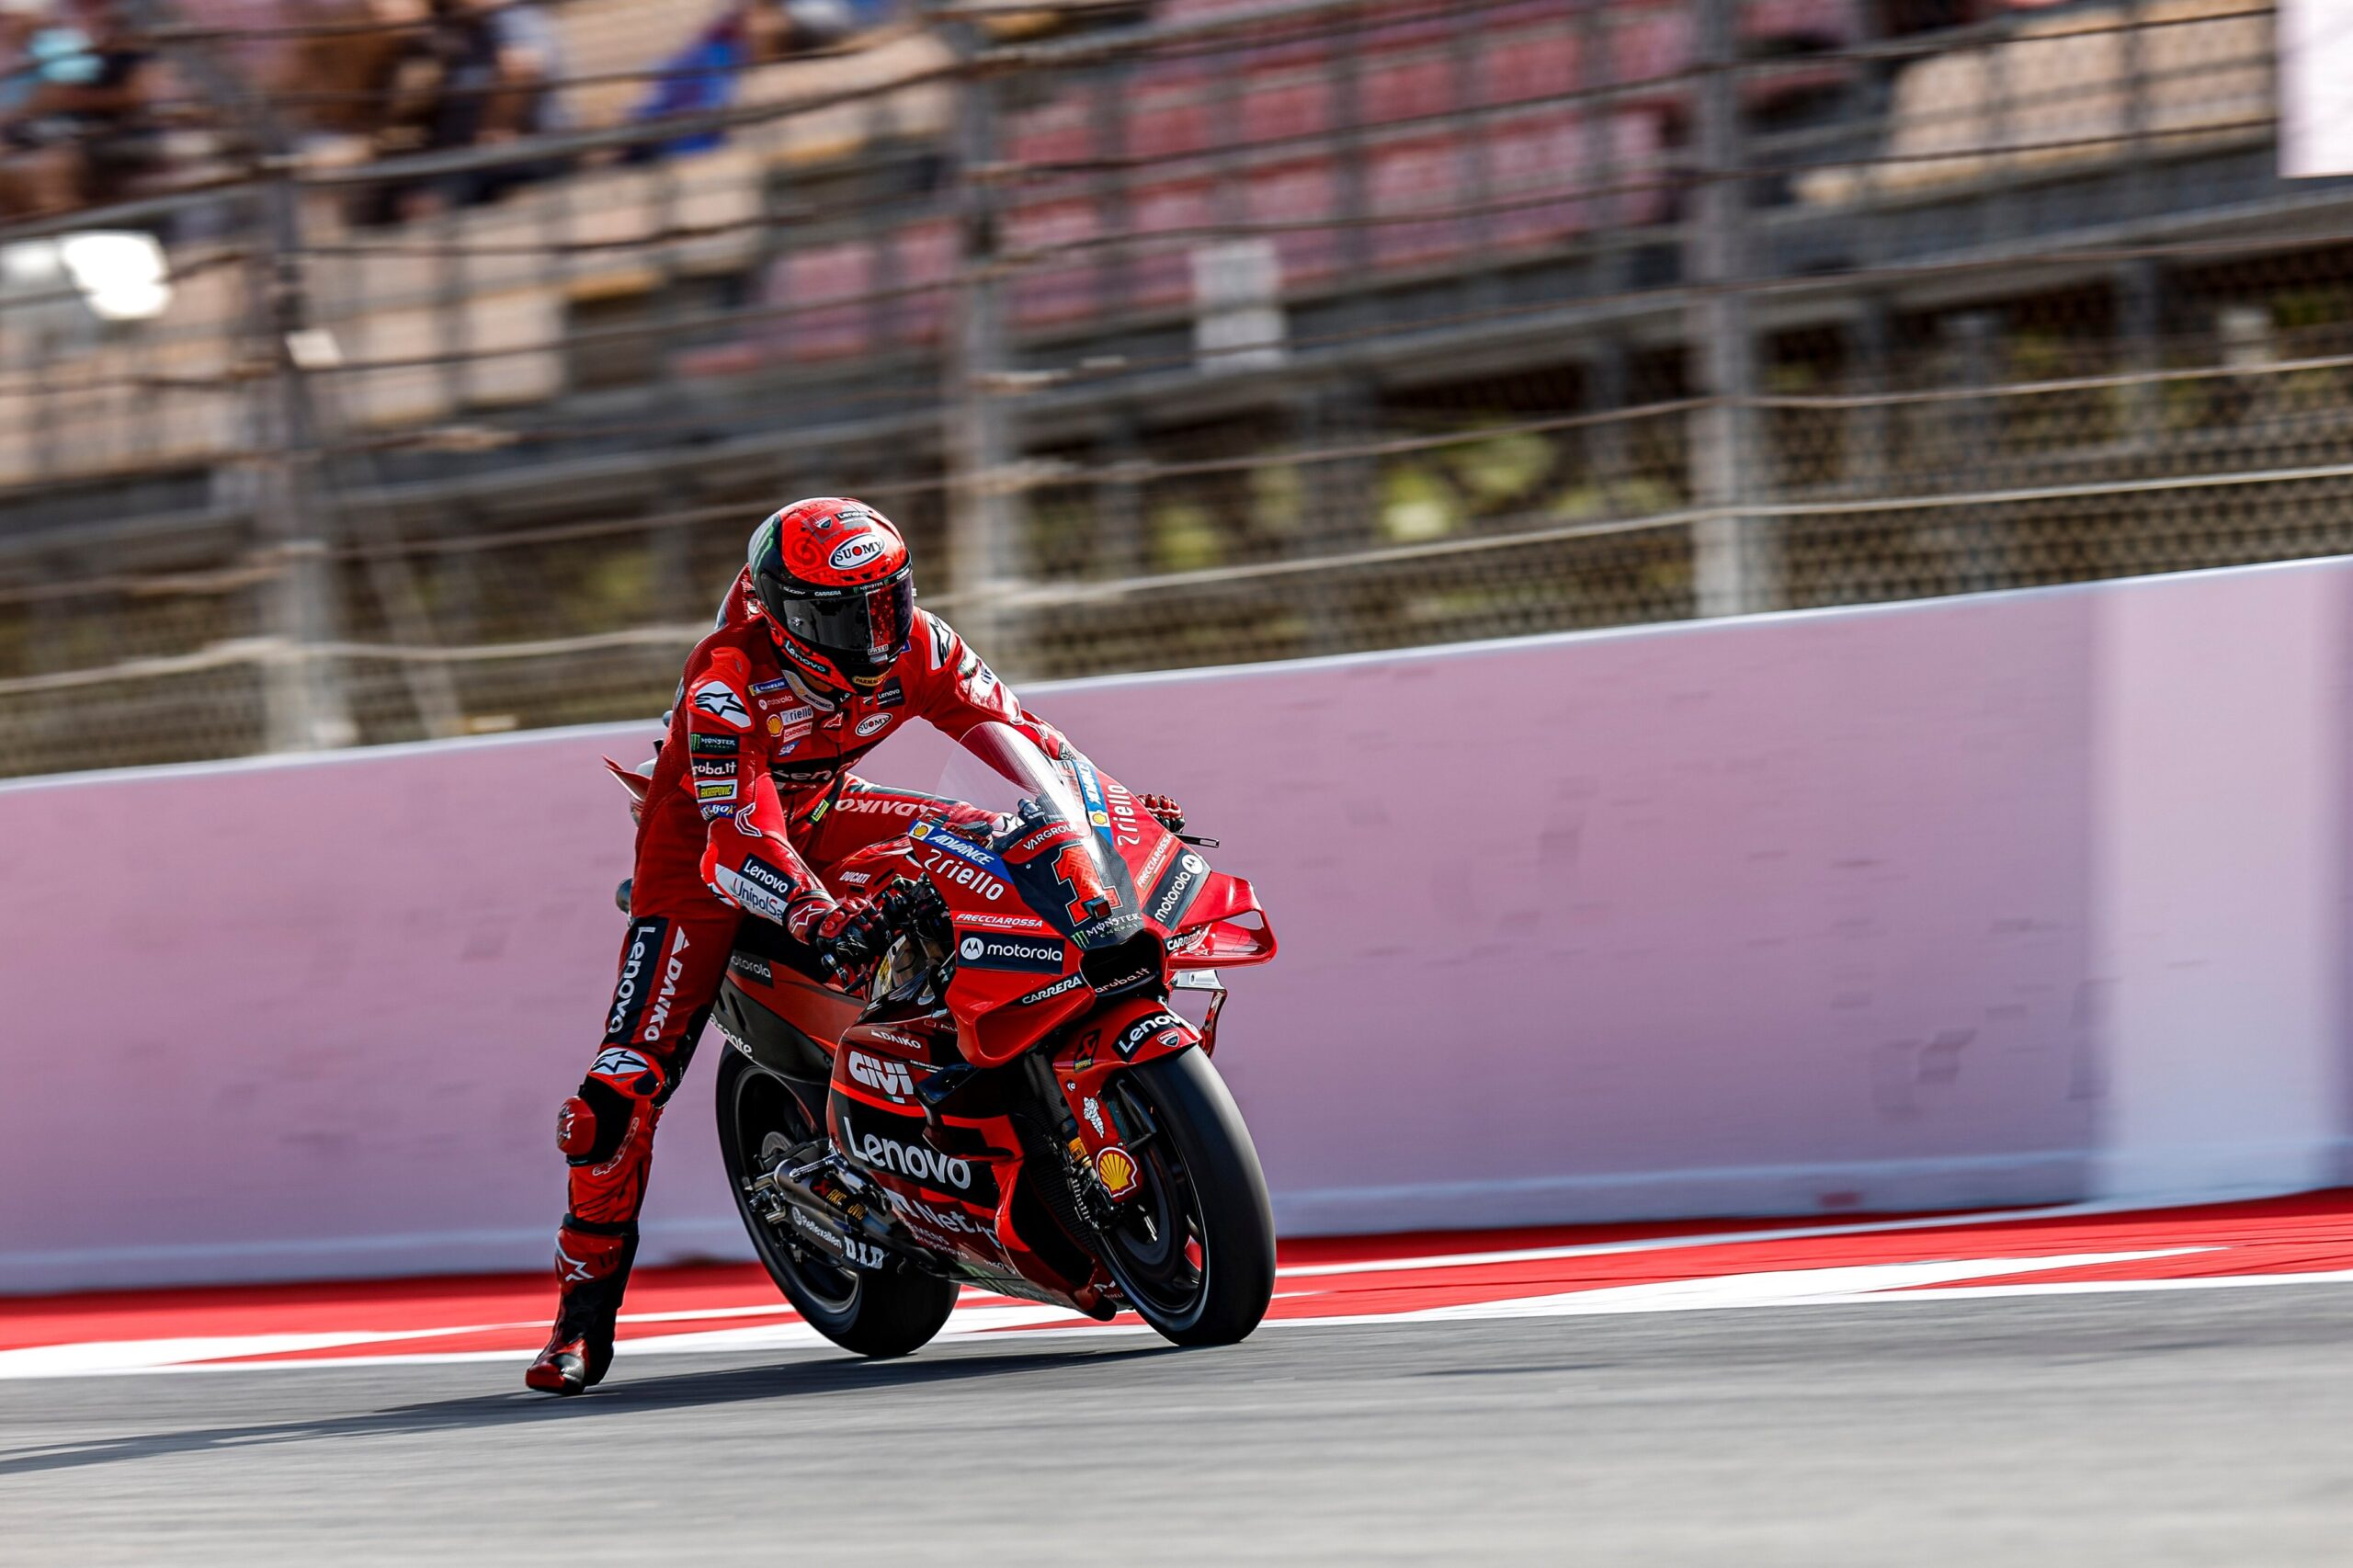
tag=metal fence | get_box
[0,0,2343,777]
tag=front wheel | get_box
[1095,1049,1277,1346]
[714,1047,958,1358]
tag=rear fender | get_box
[1048,996,1198,1199]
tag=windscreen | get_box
[934,722,1144,948]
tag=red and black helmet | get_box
[746,497,915,693]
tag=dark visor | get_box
[760,572,914,677]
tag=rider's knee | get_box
[559,1047,670,1165]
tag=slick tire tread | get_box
[813,1267,959,1359]
[715,1048,958,1359]
[1127,1050,1277,1347]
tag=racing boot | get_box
[525,1220,635,1395]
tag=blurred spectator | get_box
[285,0,428,139]
[0,0,164,218]
[361,0,569,221]
[622,0,873,163]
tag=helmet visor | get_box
[760,571,914,678]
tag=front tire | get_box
[1096,1049,1276,1346]
[715,1047,957,1358]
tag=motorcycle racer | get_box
[528,497,1181,1395]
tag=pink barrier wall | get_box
[6,562,2347,1290]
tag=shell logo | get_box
[766,713,783,737]
[1095,1145,1140,1199]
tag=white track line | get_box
[1273,1195,2281,1279]
[20,1244,2353,1380]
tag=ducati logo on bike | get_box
[842,1113,974,1191]
[1116,1010,1187,1059]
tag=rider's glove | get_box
[1138,791,1186,833]
[787,895,889,983]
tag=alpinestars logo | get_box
[555,1242,596,1283]
[691,683,751,730]
[843,1113,973,1191]
[846,1051,915,1099]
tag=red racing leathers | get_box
[550,571,1065,1341]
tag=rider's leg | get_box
[527,896,737,1395]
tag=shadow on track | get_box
[0,1342,1176,1479]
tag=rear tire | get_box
[715,1047,958,1358]
[1096,1049,1276,1346]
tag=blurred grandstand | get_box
[0,0,2337,773]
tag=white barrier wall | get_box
[6,560,2348,1291]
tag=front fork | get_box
[1040,993,1202,1210]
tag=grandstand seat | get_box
[1797,0,2271,207]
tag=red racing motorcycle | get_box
[702,722,1279,1352]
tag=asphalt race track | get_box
[6,1195,2351,1567]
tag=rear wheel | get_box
[715,1047,957,1358]
[1095,1049,1276,1346]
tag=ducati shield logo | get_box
[1115,1010,1186,1059]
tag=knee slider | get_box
[562,1076,642,1166]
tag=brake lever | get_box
[1175,833,1219,848]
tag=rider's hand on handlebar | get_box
[1139,791,1186,833]
[790,895,890,985]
